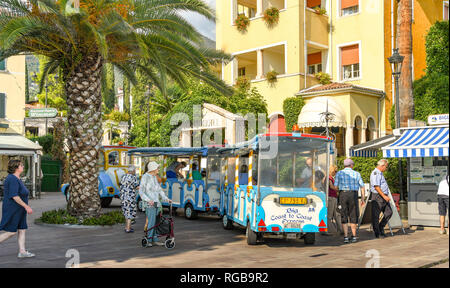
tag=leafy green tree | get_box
[0,0,232,217]
[157,79,268,147]
[283,97,305,132]
[425,21,449,75]
[102,63,116,111]
[413,21,449,122]
[413,73,449,122]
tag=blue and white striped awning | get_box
[351,149,378,158]
[382,126,449,158]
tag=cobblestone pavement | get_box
[0,193,448,268]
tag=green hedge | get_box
[336,155,407,194]
[283,97,305,132]
[38,209,125,226]
[27,134,54,155]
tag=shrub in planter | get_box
[38,209,126,226]
[263,7,280,27]
[266,70,279,84]
[235,14,250,32]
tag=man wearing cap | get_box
[370,159,393,238]
[335,158,366,243]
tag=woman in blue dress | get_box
[0,159,35,258]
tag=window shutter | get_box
[341,0,358,9]
[307,0,322,8]
[0,93,6,118]
[341,44,359,66]
[308,52,322,65]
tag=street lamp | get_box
[388,48,404,129]
[388,48,407,219]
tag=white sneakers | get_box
[439,229,447,235]
[17,251,35,258]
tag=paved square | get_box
[0,193,448,268]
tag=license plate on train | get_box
[279,197,307,205]
[284,223,302,229]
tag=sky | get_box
[182,0,216,41]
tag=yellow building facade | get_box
[216,0,447,156]
[0,55,26,135]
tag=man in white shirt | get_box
[437,174,449,235]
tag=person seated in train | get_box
[191,163,203,180]
[314,170,326,192]
[200,169,207,179]
[296,157,313,188]
[166,161,187,179]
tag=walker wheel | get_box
[165,239,175,249]
[141,238,149,248]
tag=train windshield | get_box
[258,136,329,191]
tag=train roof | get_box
[217,133,332,155]
[127,147,208,157]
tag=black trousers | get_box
[371,193,393,236]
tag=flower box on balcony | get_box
[263,7,280,27]
[235,14,250,33]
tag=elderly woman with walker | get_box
[139,161,172,247]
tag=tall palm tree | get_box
[0,0,233,217]
[396,0,414,126]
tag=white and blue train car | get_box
[128,147,221,220]
[218,132,332,245]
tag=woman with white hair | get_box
[120,165,139,233]
[139,161,172,247]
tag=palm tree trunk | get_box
[65,54,103,218]
[397,0,414,126]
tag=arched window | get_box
[366,117,376,142]
[353,116,362,145]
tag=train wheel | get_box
[222,214,233,230]
[304,233,316,245]
[246,222,258,245]
[184,203,198,220]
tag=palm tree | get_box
[396,0,414,126]
[0,0,233,218]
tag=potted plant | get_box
[315,72,332,85]
[263,7,280,27]
[235,14,250,32]
[266,70,279,84]
[313,6,327,15]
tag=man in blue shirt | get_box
[370,159,392,238]
[335,158,366,243]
